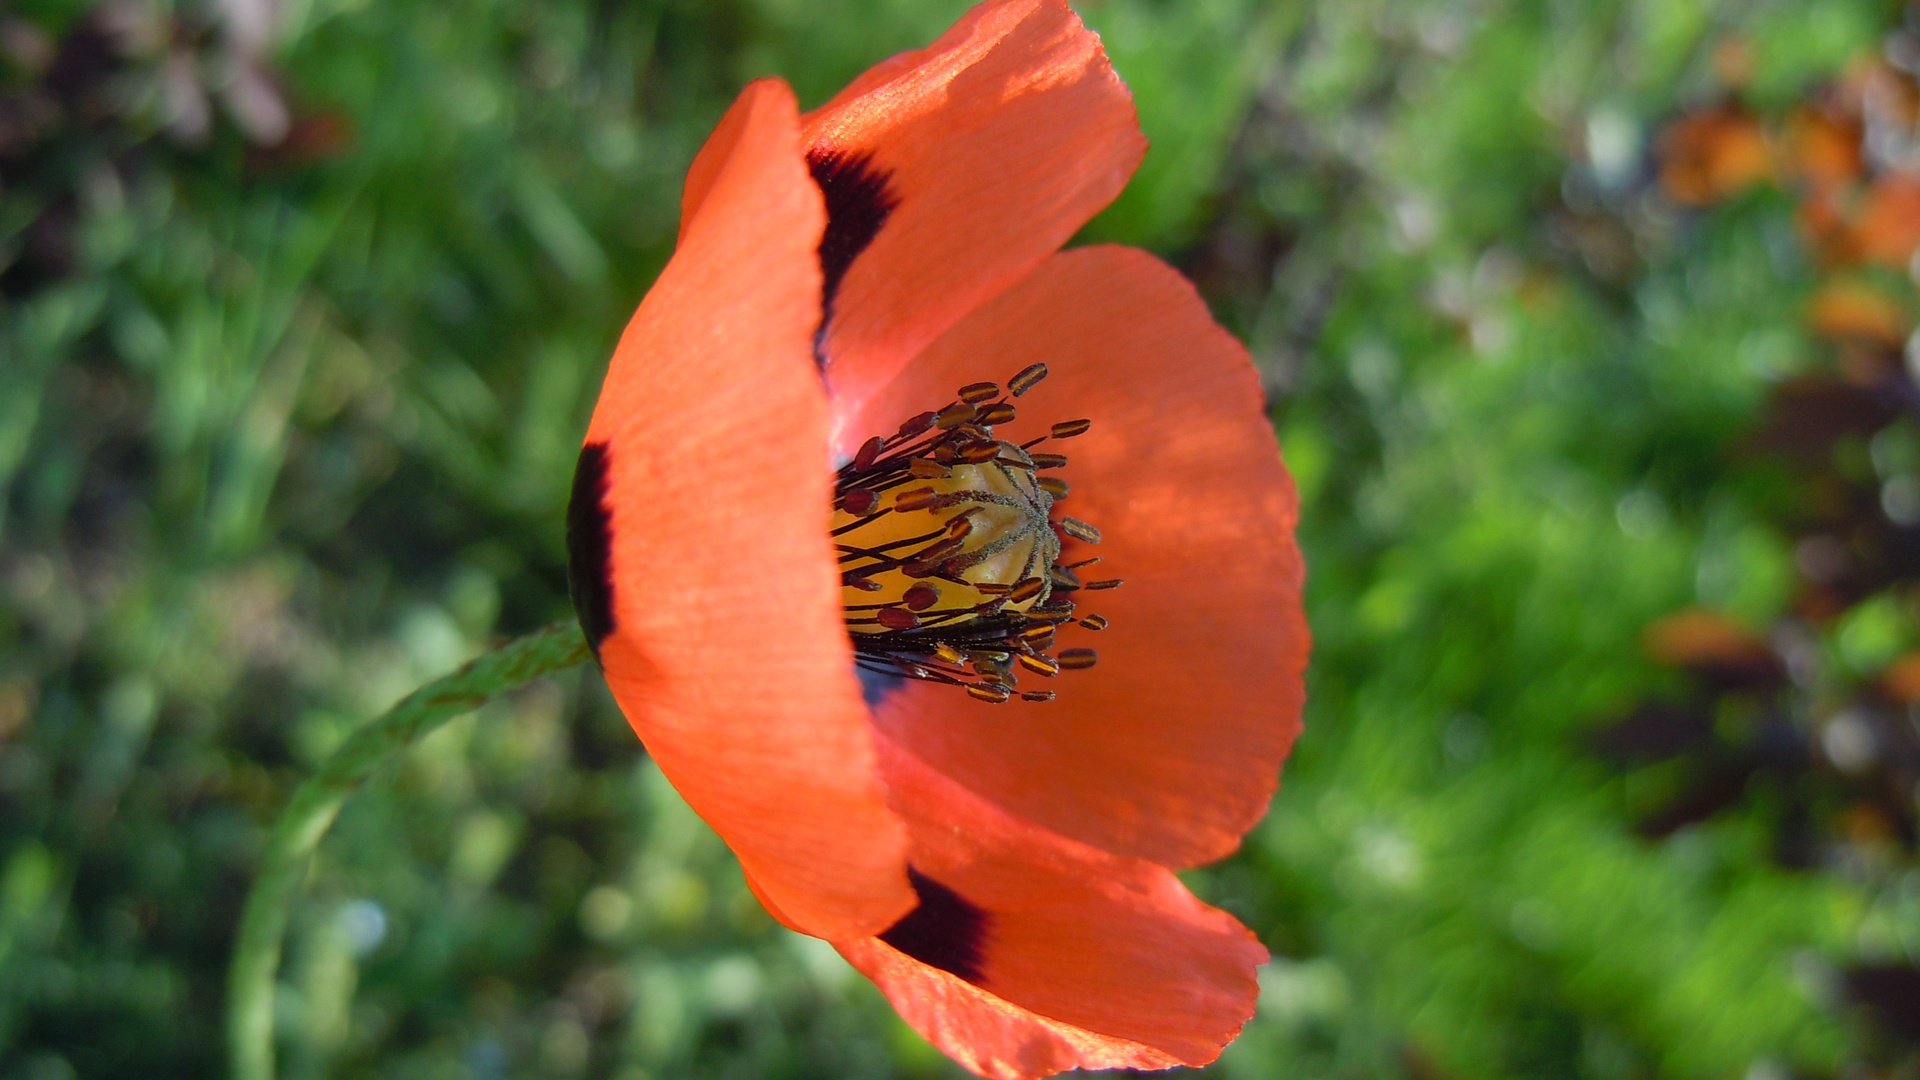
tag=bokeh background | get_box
[6,0,1920,1077]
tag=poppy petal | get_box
[836,742,1267,1080]
[852,245,1307,867]
[801,0,1145,413]
[573,78,913,940]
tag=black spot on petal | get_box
[567,442,616,656]
[808,147,898,363]
[880,867,990,984]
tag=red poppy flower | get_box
[565,1,1306,1076]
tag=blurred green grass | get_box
[3,0,1917,1077]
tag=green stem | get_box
[227,621,591,1080]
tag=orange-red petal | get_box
[848,245,1307,868]
[836,741,1267,1080]
[801,0,1145,417]
[572,79,913,941]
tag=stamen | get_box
[830,368,1117,703]
[1059,518,1101,544]
[936,402,977,429]
[1008,363,1048,396]
[894,487,938,512]
[1027,605,1076,625]
[1008,577,1046,604]
[957,440,1003,464]
[1017,653,1060,677]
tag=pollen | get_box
[833,366,1108,702]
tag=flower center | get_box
[832,364,1117,703]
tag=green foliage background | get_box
[3,0,1915,1077]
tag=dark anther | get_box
[1008,363,1048,396]
[1008,577,1046,604]
[936,402,977,428]
[1059,517,1101,544]
[893,487,938,512]
[1017,653,1061,677]
[1027,604,1076,625]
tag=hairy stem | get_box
[227,621,591,1080]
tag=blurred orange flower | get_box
[1806,279,1910,348]
[1781,103,1864,193]
[1657,103,1774,206]
[1838,175,1920,268]
[1643,608,1781,690]
[564,2,1306,1077]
